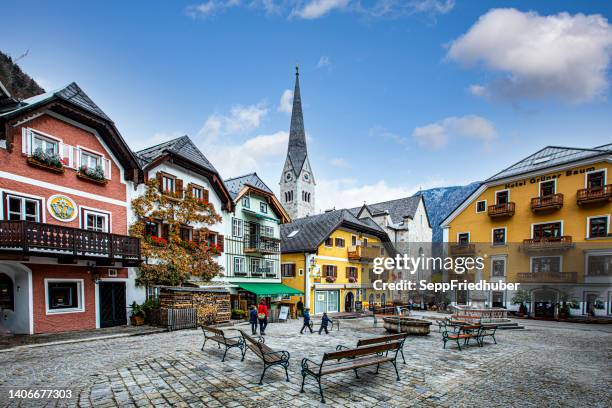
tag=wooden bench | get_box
[239,330,290,385]
[301,340,404,403]
[336,333,408,364]
[478,325,498,346]
[201,325,245,362]
[442,324,482,351]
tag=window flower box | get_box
[325,275,337,283]
[26,149,64,174]
[77,165,108,185]
[348,276,357,283]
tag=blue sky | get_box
[2,0,612,210]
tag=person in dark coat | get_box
[319,312,332,334]
[248,305,258,335]
[300,308,313,334]
[296,298,304,317]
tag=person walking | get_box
[257,299,268,335]
[319,312,332,335]
[300,308,313,334]
[296,298,304,318]
[249,305,258,335]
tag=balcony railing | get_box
[449,243,476,256]
[516,271,577,283]
[243,235,281,254]
[233,266,278,279]
[488,202,515,218]
[531,194,564,212]
[0,220,141,265]
[577,185,612,205]
[521,236,573,252]
[347,245,380,261]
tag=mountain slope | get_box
[0,51,45,100]
[415,182,480,242]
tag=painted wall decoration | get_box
[47,194,77,222]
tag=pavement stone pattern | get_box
[0,316,610,408]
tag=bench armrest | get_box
[264,350,290,362]
[224,335,244,343]
[301,357,321,374]
[335,344,350,351]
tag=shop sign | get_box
[504,166,596,189]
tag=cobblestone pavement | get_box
[0,318,610,408]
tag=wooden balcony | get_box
[243,235,280,255]
[0,220,141,266]
[521,236,573,252]
[449,243,476,256]
[577,185,612,205]
[347,245,380,261]
[531,194,563,212]
[516,271,577,284]
[488,202,515,218]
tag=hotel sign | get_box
[504,166,595,189]
[47,194,77,222]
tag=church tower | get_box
[280,66,315,220]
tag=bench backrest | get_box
[202,325,224,337]
[239,330,269,357]
[356,333,407,347]
[323,341,402,362]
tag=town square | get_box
[1,1,611,407]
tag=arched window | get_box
[0,273,14,311]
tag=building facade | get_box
[441,145,612,318]
[0,82,142,334]
[281,209,394,315]
[279,67,316,220]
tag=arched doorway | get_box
[0,273,14,311]
[345,291,354,312]
[533,289,557,319]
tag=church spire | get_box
[287,65,308,175]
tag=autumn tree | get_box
[130,179,223,287]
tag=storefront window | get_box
[46,280,83,313]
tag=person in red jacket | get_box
[257,299,268,335]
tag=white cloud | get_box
[361,0,454,18]
[316,56,332,69]
[447,8,612,103]
[199,103,268,142]
[278,89,293,113]
[291,0,350,19]
[412,115,497,149]
[369,126,408,146]
[330,157,349,168]
[185,0,241,18]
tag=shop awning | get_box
[236,283,303,297]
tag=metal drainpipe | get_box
[304,253,311,311]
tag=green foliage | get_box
[130,301,145,318]
[32,148,63,168]
[512,289,531,305]
[79,164,105,180]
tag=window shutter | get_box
[202,189,209,203]
[161,224,169,239]
[103,158,111,180]
[176,179,183,197]
[64,145,74,168]
[156,172,163,191]
[333,265,338,276]
[217,234,224,252]
[21,128,27,154]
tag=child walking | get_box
[249,305,258,335]
[300,308,313,334]
[319,312,332,334]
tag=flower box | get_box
[26,156,65,174]
[77,171,108,185]
[325,275,337,283]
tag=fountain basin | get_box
[383,316,432,335]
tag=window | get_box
[32,133,58,155]
[363,238,368,247]
[145,221,159,237]
[533,222,562,240]
[284,191,294,203]
[192,186,203,200]
[262,225,274,237]
[531,256,561,273]
[324,237,333,247]
[207,231,218,246]
[281,264,296,277]
[476,200,486,213]
[179,227,192,241]
[586,254,612,276]
[491,258,506,277]
[232,218,243,237]
[351,235,357,246]
[496,190,509,205]
[323,265,337,277]
[242,196,250,208]
[492,228,506,245]
[588,216,609,238]
[5,194,40,221]
[335,238,345,247]
[586,170,605,189]
[346,266,358,280]
[46,279,84,313]
[457,233,470,244]
[234,257,245,274]
[83,210,109,232]
[80,150,101,169]
[251,258,262,275]
[540,180,555,197]
[260,202,268,213]
[265,260,274,275]
[162,176,175,193]
[491,291,504,308]
[299,269,304,276]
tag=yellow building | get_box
[280,209,393,315]
[441,144,611,318]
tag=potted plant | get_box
[130,301,145,326]
[512,289,531,317]
[77,164,107,185]
[325,275,337,283]
[231,308,246,320]
[27,148,65,173]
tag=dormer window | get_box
[242,196,250,208]
[260,202,268,213]
[80,150,101,169]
